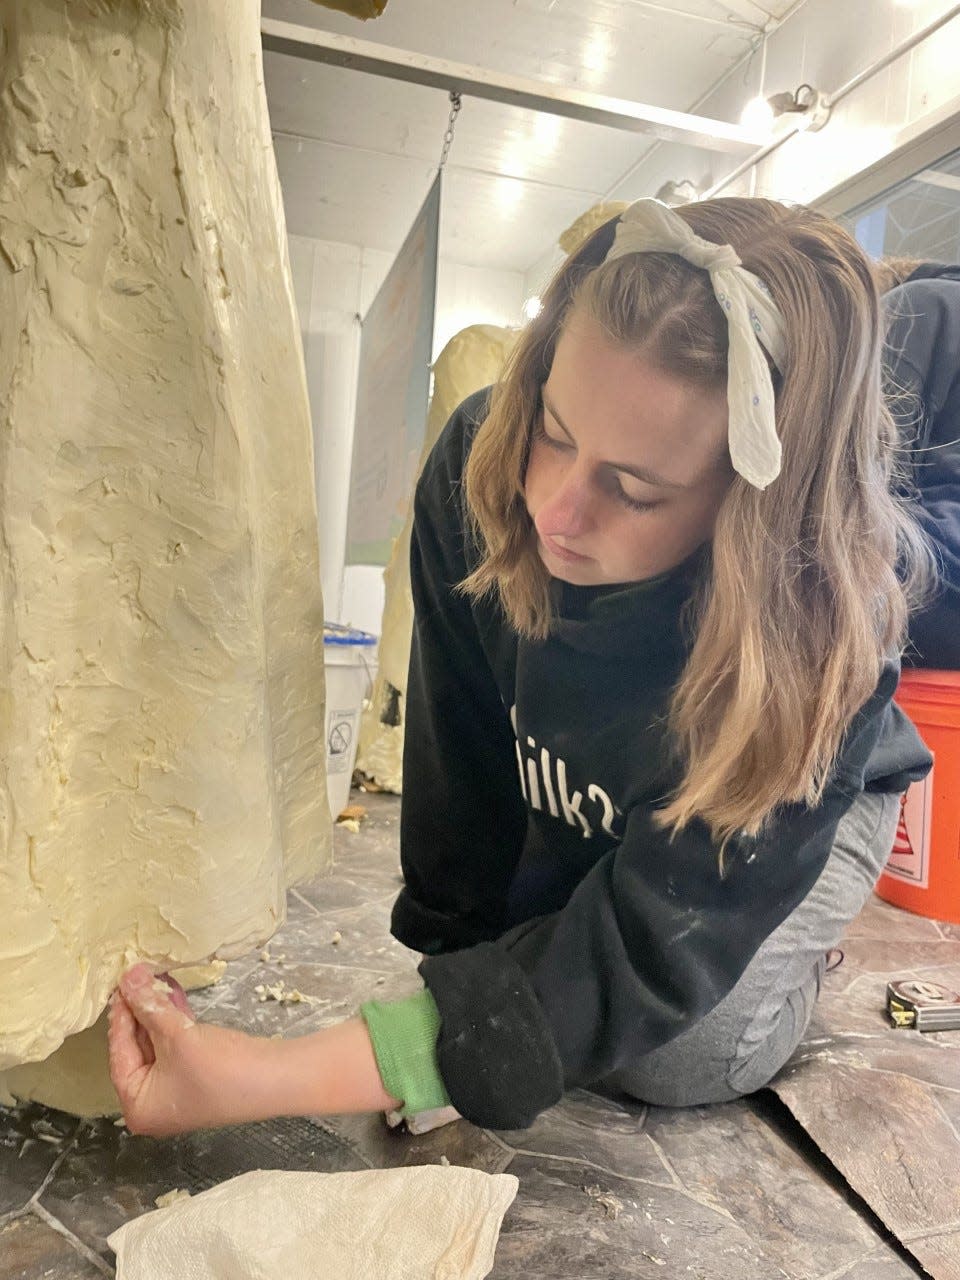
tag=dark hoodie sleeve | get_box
[391,391,529,957]
[908,486,960,668]
[420,664,930,1130]
[884,280,960,667]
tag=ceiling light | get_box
[791,87,831,132]
[740,96,775,133]
[744,84,832,134]
[522,296,543,321]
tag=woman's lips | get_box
[540,533,589,564]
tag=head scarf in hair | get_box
[605,198,787,490]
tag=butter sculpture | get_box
[0,0,331,1088]
[557,201,630,255]
[356,325,516,791]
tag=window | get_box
[844,145,960,263]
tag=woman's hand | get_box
[108,963,271,1137]
[108,963,401,1137]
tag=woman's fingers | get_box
[163,974,195,1020]
[108,964,198,1081]
[107,991,147,1098]
[118,964,195,1042]
[134,1017,156,1068]
[108,965,201,1130]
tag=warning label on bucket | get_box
[327,708,359,774]
[885,755,935,888]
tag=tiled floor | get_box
[772,894,960,1279]
[2,792,957,1279]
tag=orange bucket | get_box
[876,669,960,925]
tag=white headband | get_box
[604,199,787,490]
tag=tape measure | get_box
[886,979,960,1031]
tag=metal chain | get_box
[438,90,462,170]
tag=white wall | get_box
[521,7,960,353]
[753,2,960,206]
[288,233,524,633]
[598,1,960,209]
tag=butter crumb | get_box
[583,1183,625,1220]
[155,1188,192,1209]
[337,804,366,823]
[253,979,323,1006]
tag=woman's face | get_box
[524,313,733,587]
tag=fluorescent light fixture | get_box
[740,95,775,133]
[523,296,543,321]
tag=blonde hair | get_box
[872,254,924,294]
[461,197,935,848]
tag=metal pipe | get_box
[703,123,801,198]
[826,2,960,110]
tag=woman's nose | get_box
[535,468,595,539]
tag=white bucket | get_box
[323,625,378,820]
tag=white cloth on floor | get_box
[108,1165,519,1280]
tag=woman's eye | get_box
[613,480,658,513]
[534,421,571,451]
[534,415,657,512]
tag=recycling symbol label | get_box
[327,708,358,774]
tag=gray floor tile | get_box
[36,1115,369,1264]
[0,1106,78,1217]
[830,934,960,977]
[0,1212,105,1280]
[490,1154,777,1279]
[493,1089,921,1279]
[293,866,400,917]
[845,894,946,941]
[774,920,960,1280]
[774,1063,960,1277]
[494,1088,664,1182]
[269,899,417,975]
[326,1112,514,1175]
[830,1249,939,1280]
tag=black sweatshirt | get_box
[884,265,960,669]
[391,389,933,1129]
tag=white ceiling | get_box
[263,0,804,273]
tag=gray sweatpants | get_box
[606,789,900,1107]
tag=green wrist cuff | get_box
[360,987,451,1118]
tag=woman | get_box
[109,197,934,1137]
[875,255,960,669]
